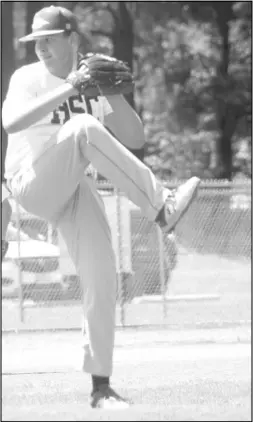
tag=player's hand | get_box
[66,63,90,94]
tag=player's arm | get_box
[2,65,84,134]
[2,71,77,134]
[3,86,76,135]
[104,94,145,160]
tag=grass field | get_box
[2,236,251,420]
[2,328,251,421]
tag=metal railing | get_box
[2,180,251,331]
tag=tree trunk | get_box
[1,2,14,181]
[25,2,45,64]
[218,109,238,180]
[213,1,234,179]
[112,2,134,108]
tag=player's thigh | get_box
[58,178,116,290]
[11,129,90,222]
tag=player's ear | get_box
[69,31,79,48]
[68,32,80,70]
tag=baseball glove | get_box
[66,53,134,97]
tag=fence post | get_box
[115,188,125,327]
[15,199,24,323]
[47,223,53,243]
[157,226,167,320]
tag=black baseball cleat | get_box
[155,176,201,234]
[90,385,130,409]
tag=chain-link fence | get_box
[2,180,251,331]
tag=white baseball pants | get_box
[10,114,170,376]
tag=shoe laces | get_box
[165,190,176,215]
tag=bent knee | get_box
[71,114,102,135]
[59,114,104,151]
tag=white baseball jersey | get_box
[3,61,113,180]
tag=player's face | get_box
[35,33,75,77]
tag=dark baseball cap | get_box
[19,6,79,42]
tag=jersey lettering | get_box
[50,95,96,124]
[51,109,61,124]
[58,101,70,124]
[69,94,86,114]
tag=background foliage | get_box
[1,1,252,181]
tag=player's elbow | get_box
[2,110,16,134]
[2,113,24,135]
[2,122,15,135]
[2,118,19,134]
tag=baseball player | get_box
[2,6,200,409]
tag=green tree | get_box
[134,1,251,179]
[177,1,251,179]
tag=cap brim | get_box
[19,29,65,42]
